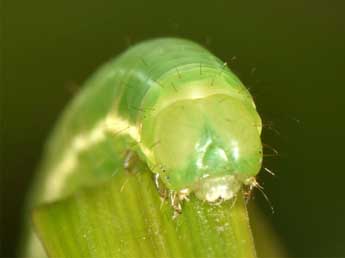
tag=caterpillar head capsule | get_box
[143,94,263,202]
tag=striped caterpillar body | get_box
[33,38,262,210]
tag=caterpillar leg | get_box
[154,173,169,200]
[169,189,190,219]
[244,177,274,213]
[153,173,190,218]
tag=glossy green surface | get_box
[152,94,262,191]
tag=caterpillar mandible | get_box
[32,38,262,213]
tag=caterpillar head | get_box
[142,94,262,202]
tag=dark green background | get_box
[2,0,345,257]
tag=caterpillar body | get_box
[32,38,263,211]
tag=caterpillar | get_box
[30,38,263,214]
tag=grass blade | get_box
[33,166,257,258]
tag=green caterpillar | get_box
[24,37,263,257]
[31,37,262,212]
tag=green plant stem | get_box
[32,166,257,258]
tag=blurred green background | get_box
[2,0,345,257]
